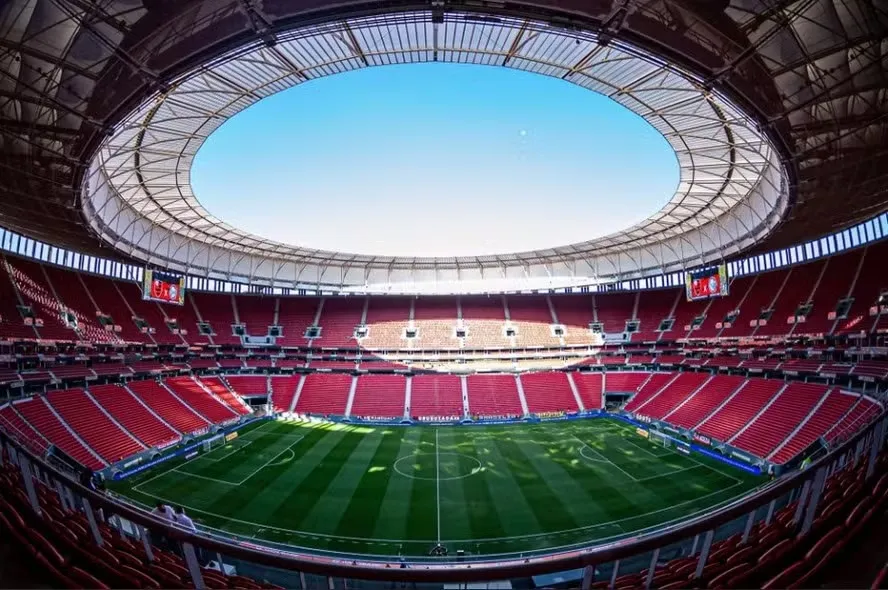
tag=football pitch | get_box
[110,417,765,558]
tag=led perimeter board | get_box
[143,269,186,306]
[686,264,729,302]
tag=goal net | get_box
[202,436,225,454]
[648,429,671,448]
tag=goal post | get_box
[648,429,671,449]
[202,435,226,454]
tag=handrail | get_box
[1,407,885,582]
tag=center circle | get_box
[394,452,483,481]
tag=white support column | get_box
[230,294,240,325]
[189,294,214,346]
[546,295,560,324]
[360,296,370,325]
[289,374,307,413]
[658,289,683,342]
[515,374,531,417]
[715,275,759,339]
[830,246,867,335]
[566,372,585,412]
[601,372,607,408]
[344,376,359,418]
[789,259,829,336]
[308,298,326,346]
[272,297,281,326]
[404,376,412,420]
[684,295,716,340]
[461,376,470,419]
[111,281,158,345]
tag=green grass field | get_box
[110,417,765,558]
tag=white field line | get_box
[137,479,747,546]
[435,428,441,543]
[129,420,752,550]
[570,435,640,481]
[233,436,304,485]
[613,425,742,485]
[134,430,304,493]
[197,440,255,463]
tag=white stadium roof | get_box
[83,10,787,291]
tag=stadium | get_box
[0,0,887,588]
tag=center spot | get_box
[394,452,483,481]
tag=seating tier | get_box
[165,377,239,423]
[128,381,209,434]
[270,376,300,413]
[294,373,352,415]
[696,379,783,442]
[199,378,251,415]
[666,375,747,430]
[16,397,104,470]
[623,373,675,413]
[731,382,828,458]
[89,385,179,448]
[520,372,577,414]
[410,375,463,419]
[466,375,522,417]
[771,390,856,464]
[572,372,603,410]
[350,375,406,419]
[636,372,711,420]
[47,389,143,463]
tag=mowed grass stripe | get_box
[511,430,623,528]
[197,425,332,527]
[468,432,543,541]
[335,428,406,539]
[449,431,507,543]
[436,428,477,543]
[266,428,365,531]
[372,428,421,545]
[404,428,438,542]
[492,436,578,534]
[110,418,766,557]
[299,428,386,533]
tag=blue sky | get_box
[192,63,678,257]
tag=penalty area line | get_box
[571,435,639,482]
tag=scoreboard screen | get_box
[143,269,186,306]
[685,264,729,302]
